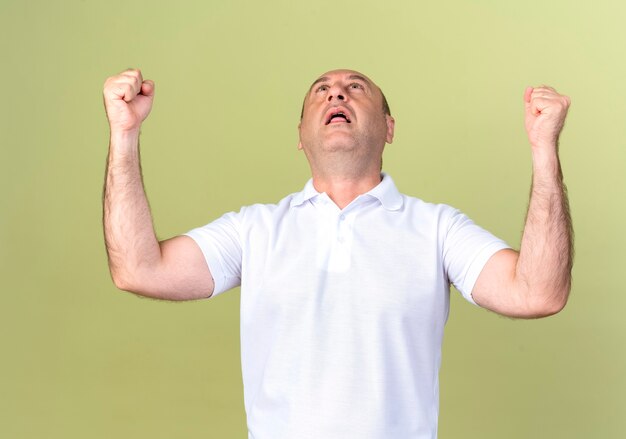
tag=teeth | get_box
[326,110,350,124]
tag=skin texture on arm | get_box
[102,69,214,300]
[471,86,573,318]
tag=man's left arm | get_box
[472,86,573,318]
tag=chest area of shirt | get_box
[241,206,447,318]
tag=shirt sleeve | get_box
[442,208,511,305]
[184,211,243,297]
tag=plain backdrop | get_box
[1,1,625,437]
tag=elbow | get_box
[108,261,154,295]
[531,298,567,318]
[110,271,133,292]
[109,266,139,293]
[524,286,570,318]
[111,273,155,297]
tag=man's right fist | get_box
[103,69,155,133]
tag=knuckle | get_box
[103,80,119,95]
[122,83,133,93]
[104,76,117,87]
[126,68,143,81]
[120,72,136,82]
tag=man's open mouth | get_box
[326,110,351,125]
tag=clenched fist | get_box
[524,86,570,151]
[103,69,155,133]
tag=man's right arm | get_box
[102,69,214,300]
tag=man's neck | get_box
[310,171,382,210]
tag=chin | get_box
[322,142,359,153]
[322,133,359,150]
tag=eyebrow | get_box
[308,74,372,93]
[308,76,330,92]
[347,74,370,84]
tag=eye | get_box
[315,84,329,92]
[349,82,364,90]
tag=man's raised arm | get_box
[102,69,214,300]
[471,85,573,318]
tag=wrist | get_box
[531,142,558,161]
[109,128,140,143]
[109,129,141,156]
[531,147,563,185]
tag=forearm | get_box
[515,147,573,314]
[103,130,161,290]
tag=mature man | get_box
[103,68,572,439]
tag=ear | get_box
[385,115,395,144]
[297,122,303,150]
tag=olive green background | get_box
[1,0,624,437]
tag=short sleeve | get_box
[442,209,511,305]
[184,211,243,296]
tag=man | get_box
[103,68,572,438]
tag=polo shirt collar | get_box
[289,178,320,207]
[368,173,404,211]
[290,172,404,211]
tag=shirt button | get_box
[339,214,346,221]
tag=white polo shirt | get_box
[185,173,509,439]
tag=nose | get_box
[327,84,347,103]
[327,93,345,102]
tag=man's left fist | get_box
[524,86,571,150]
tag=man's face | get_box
[298,70,394,164]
